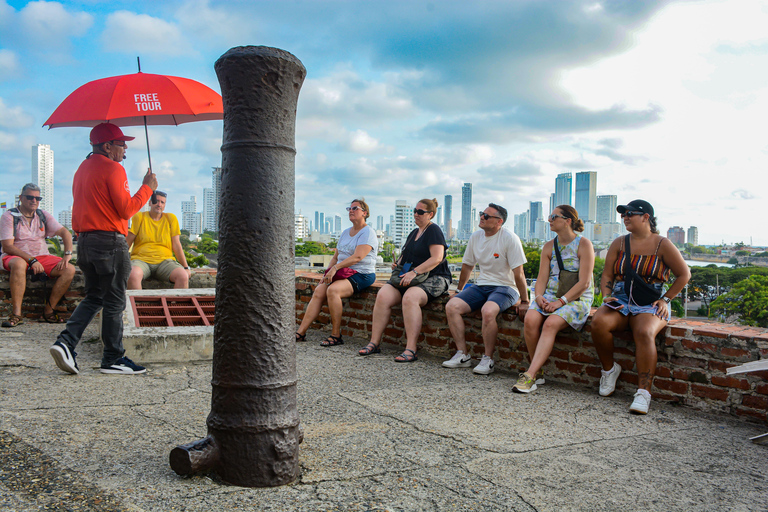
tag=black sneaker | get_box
[50,341,79,375]
[100,356,147,375]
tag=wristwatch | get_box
[64,251,72,255]
[661,296,671,304]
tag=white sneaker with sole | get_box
[442,350,472,368]
[630,391,651,414]
[473,355,494,375]
[599,362,621,396]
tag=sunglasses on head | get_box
[479,212,500,220]
[621,211,644,218]
[346,206,364,212]
[413,208,431,215]
[24,195,43,202]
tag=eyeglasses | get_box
[413,208,431,215]
[346,206,364,212]
[110,141,126,147]
[23,195,43,202]
[621,211,644,218]
[479,212,501,220]
[548,214,567,222]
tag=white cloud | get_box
[175,0,253,47]
[18,1,92,47]
[0,98,34,129]
[341,129,387,155]
[0,50,20,81]
[102,11,187,56]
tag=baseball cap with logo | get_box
[90,123,136,145]
[616,199,654,217]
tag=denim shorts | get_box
[607,281,670,321]
[454,284,519,313]
[347,272,376,292]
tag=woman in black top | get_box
[359,198,452,362]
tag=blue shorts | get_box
[454,284,519,313]
[606,281,670,321]
[347,272,376,293]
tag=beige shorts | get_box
[131,259,183,283]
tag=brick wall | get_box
[295,272,768,423]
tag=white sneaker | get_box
[442,350,472,368]
[630,391,651,414]
[535,370,545,386]
[473,355,494,375]
[599,362,621,396]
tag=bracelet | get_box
[183,266,189,270]
[559,296,569,305]
[27,258,38,267]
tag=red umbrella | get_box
[44,60,223,170]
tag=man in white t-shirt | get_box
[442,203,529,375]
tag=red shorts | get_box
[2,254,63,275]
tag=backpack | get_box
[8,208,47,237]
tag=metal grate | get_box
[130,296,215,327]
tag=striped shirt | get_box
[613,237,670,283]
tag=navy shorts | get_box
[454,284,519,313]
[347,272,376,293]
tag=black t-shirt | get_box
[400,223,452,280]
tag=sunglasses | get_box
[110,141,126,147]
[413,208,431,215]
[346,206,364,212]
[621,211,644,218]
[548,214,567,222]
[479,212,501,220]
[24,195,43,202]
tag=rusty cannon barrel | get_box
[169,46,306,487]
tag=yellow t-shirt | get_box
[129,212,180,264]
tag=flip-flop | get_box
[358,342,381,356]
[320,335,344,347]
[394,348,417,362]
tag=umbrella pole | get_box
[143,116,153,171]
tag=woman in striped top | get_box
[591,199,690,415]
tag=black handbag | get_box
[623,235,663,306]
[553,237,579,298]
[388,229,430,288]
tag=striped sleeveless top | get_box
[612,236,671,283]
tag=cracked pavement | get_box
[0,323,766,511]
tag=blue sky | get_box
[1,0,766,245]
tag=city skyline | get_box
[0,1,765,246]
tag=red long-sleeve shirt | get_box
[72,154,152,235]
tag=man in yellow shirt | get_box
[126,191,190,289]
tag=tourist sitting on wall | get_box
[590,199,690,414]
[514,205,594,393]
[126,191,190,290]
[359,198,452,362]
[296,198,378,347]
[0,183,76,327]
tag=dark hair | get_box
[418,198,438,218]
[488,203,508,224]
[351,198,370,219]
[151,190,167,204]
[649,215,659,234]
[556,205,584,232]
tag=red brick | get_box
[742,395,768,410]
[749,370,768,380]
[681,339,716,352]
[732,406,767,422]
[670,355,708,369]
[572,376,590,385]
[299,296,311,303]
[691,384,729,402]
[720,347,751,358]
[555,337,580,347]
[711,375,751,390]
[653,378,689,394]
[498,327,520,336]
[621,373,638,386]
[572,352,598,364]
[424,336,446,348]
[692,328,728,338]
[384,327,403,338]
[550,348,570,361]
[708,360,733,373]
[656,366,672,378]
[653,392,685,403]
[756,383,768,395]
[421,324,437,334]
[554,361,584,374]
[668,327,688,337]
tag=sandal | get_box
[295,332,307,342]
[42,309,66,324]
[320,335,344,347]
[394,349,417,363]
[358,342,381,356]
[2,314,24,328]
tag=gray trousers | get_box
[56,231,131,367]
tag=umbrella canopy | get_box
[44,72,223,128]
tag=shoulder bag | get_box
[554,237,580,297]
[623,235,664,306]
[389,229,430,288]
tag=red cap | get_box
[90,123,136,145]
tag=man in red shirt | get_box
[50,123,157,375]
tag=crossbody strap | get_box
[553,236,565,272]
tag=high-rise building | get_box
[314,211,320,233]
[31,144,54,215]
[574,171,597,221]
[459,183,472,240]
[513,212,529,241]
[211,167,222,231]
[294,213,309,239]
[667,226,685,246]
[471,207,477,232]
[596,195,617,224]
[436,206,442,228]
[202,188,216,233]
[319,213,325,234]
[181,196,200,235]
[376,215,384,231]
[443,195,453,238]
[528,201,543,239]
[334,215,341,235]
[58,206,72,229]
[549,193,555,215]
[393,200,415,247]
[688,226,699,246]
[554,172,572,207]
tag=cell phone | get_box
[400,262,412,276]
[604,301,622,310]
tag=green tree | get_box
[522,242,540,278]
[294,241,334,257]
[196,239,219,254]
[593,256,605,289]
[711,275,768,327]
[379,241,397,262]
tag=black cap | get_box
[617,199,654,217]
